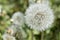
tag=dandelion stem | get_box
[31,29,33,40]
[28,29,33,40]
[41,32,44,40]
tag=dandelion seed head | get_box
[11,12,24,27]
[2,34,16,40]
[6,24,27,39]
[25,3,54,31]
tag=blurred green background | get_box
[0,0,60,40]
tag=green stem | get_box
[28,29,33,40]
[41,32,44,40]
[31,29,33,40]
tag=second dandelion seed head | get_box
[11,12,25,27]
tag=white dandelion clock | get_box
[6,24,27,39]
[25,3,54,31]
[2,34,16,40]
[11,12,25,27]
